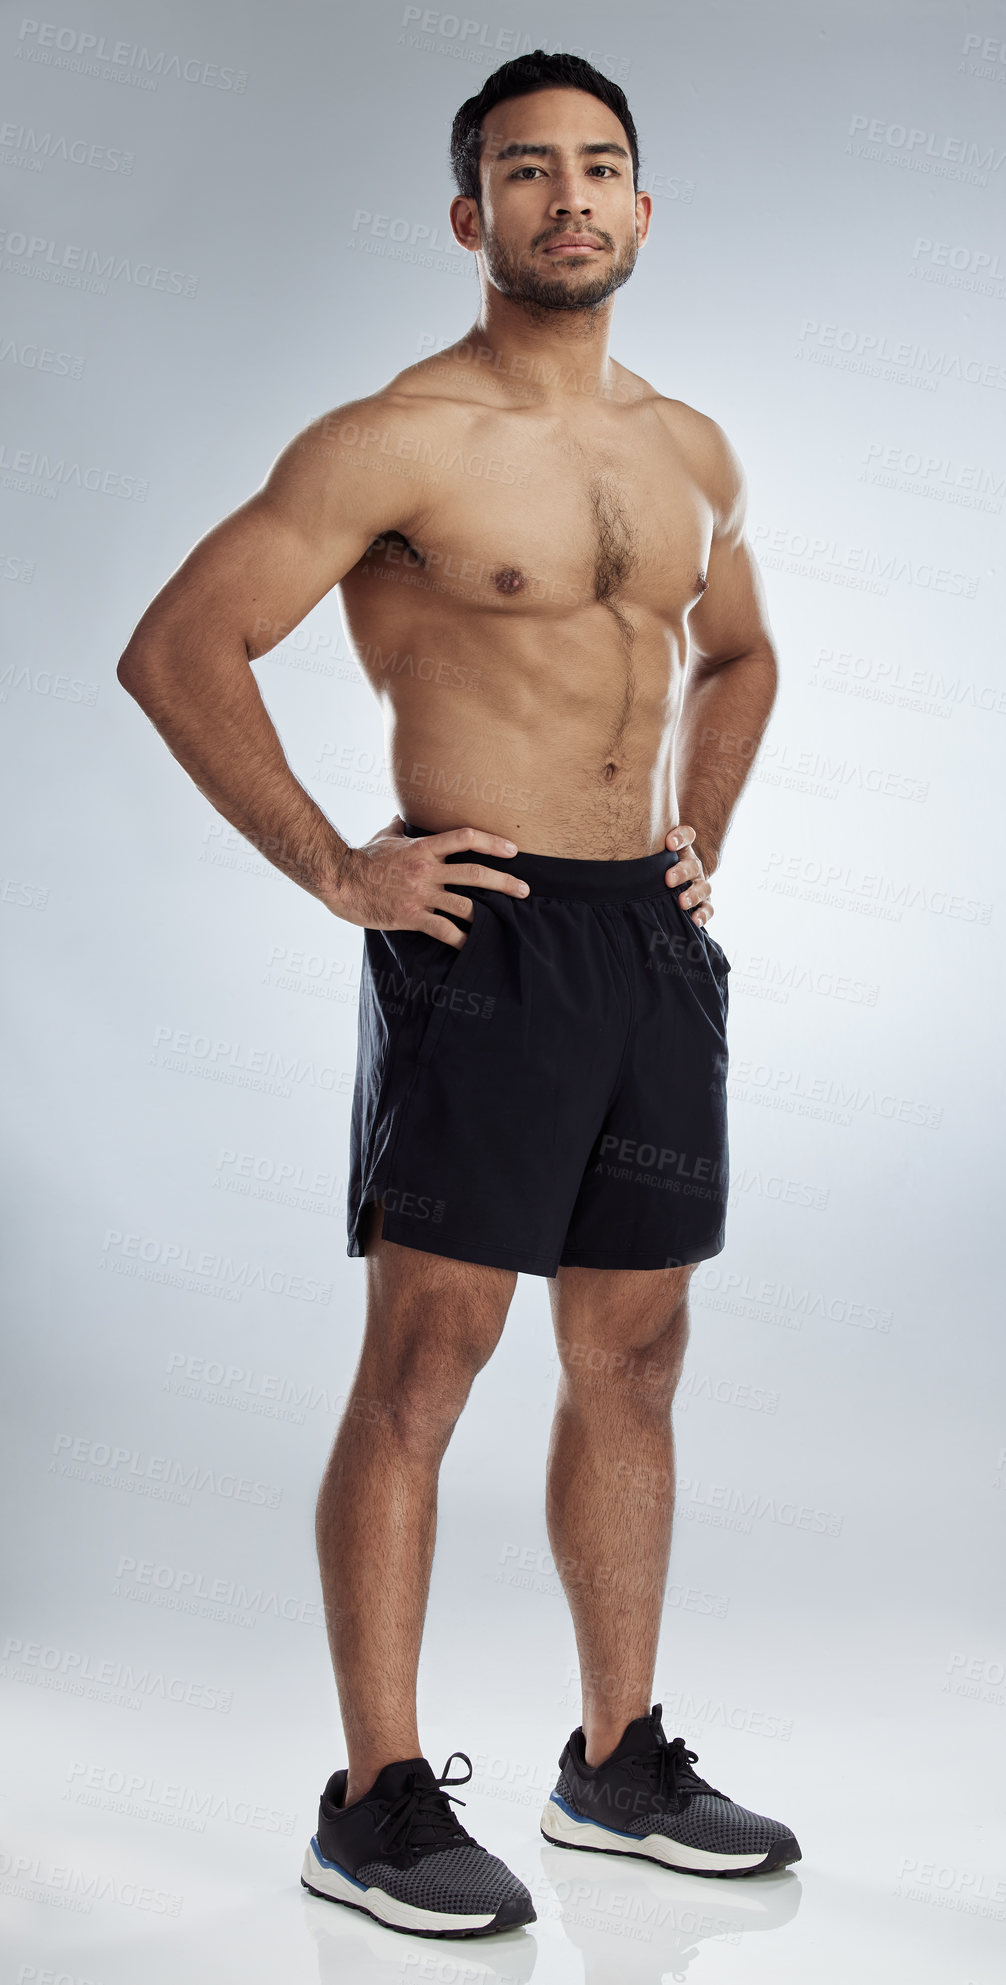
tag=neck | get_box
[464,286,618,401]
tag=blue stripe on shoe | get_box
[549,1792,638,1841]
[309,1836,368,1890]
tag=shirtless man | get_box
[117,50,799,1943]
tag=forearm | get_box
[117,631,349,903]
[673,644,777,873]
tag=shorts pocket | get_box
[665,888,730,983]
[413,896,491,1069]
[701,925,731,982]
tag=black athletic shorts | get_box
[347,825,731,1276]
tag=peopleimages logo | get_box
[112,1555,325,1628]
[0,439,147,501]
[0,225,198,295]
[16,20,248,93]
[99,1228,334,1305]
[0,338,84,375]
[63,1760,296,1835]
[795,320,1006,394]
[751,520,981,599]
[50,1431,283,1508]
[678,1477,844,1538]
[1,1635,232,1711]
[0,1851,183,1915]
[911,235,1005,282]
[0,118,135,172]
[846,112,1005,183]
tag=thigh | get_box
[354,891,628,1278]
[361,1200,518,1373]
[548,1261,694,1389]
[559,892,730,1273]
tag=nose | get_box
[548,171,593,222]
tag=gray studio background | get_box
[2,2,1004,1981]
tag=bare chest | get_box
[342,410,712,626]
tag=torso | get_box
[335,349,717,859]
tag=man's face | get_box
[452,87,651,314]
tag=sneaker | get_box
[301,1749,536,1938]
[540,1703,801,1878]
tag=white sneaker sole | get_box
[301,1838,498,1936]
[539,1793,790,1876]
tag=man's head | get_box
[449,52,649,316]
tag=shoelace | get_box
[373,1751,476,1860]
[625,1706,720,1810]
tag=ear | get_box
[450,195,482,253]
[634,190,653,246]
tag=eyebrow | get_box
[493,141,632,164]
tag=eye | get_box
[511,166,544,180]
[588,165,618,177]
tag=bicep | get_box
[121,400,421,663]
[686,529,775,670]
[681,417,775,669]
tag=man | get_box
[118,50,799,1943]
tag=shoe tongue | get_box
[369,1756,439,1802]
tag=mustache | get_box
[531,226,615,252]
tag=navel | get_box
[493,566,526,595]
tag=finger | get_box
[678,876,713,911]
[437,891,475,921]
[665,824,695,851]
[416,915,465,949]
[663,854,703,888]
[426,825,519,858]
[438,862,530,899]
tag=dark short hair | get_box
[450,50,640,204]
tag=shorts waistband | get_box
[403,822,680,902]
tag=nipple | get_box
[494,567,526,594]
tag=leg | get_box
[545,1262,693,1764]
[316,1204,516,1804]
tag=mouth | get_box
[541,237,607,257]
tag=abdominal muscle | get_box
[354,609,684,860]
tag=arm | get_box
[669,420,778,920]
[116,399,395,901]
[116,400,523,942]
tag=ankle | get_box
[344,1771,377,1808]
[583,1734,619,1768]
[582,1705,648,1767]
[344,1741,422,1808]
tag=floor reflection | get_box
[305,1889,540,1983]
[536,1843,802,1982]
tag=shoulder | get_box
[270,378,460,470]
[651,394,748,534]
[606,361,747,532]
[256,379,468,538]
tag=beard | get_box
[478,220,639,317]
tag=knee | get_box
[397,1338,483,1448]
[557,1285,692,1407]
[359,1324,497,1454]
[359,1239,513,1450]
[640,1291,691,1383]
